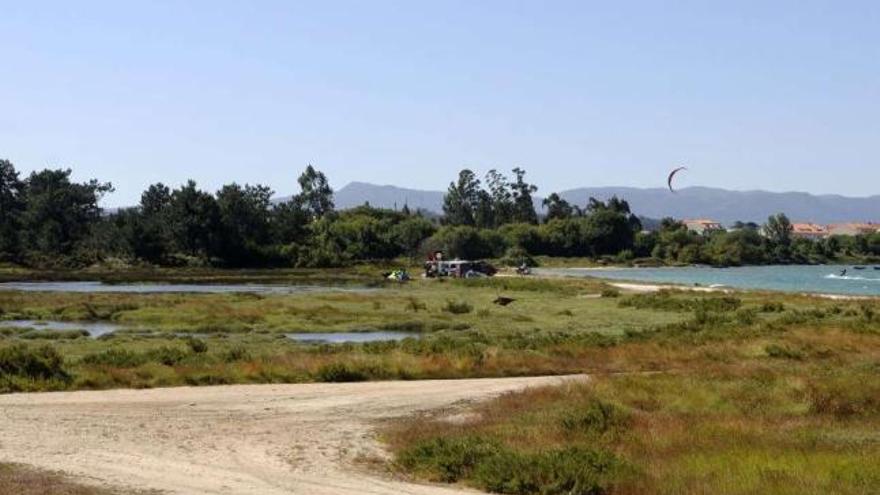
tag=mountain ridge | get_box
[309,182,880,225]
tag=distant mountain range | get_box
[316,182,880,225]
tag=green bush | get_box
[398,435,628,495]
[560,400,631,436]
[475,447,625,495]
[620,292,741,313]
[81,348,146,368]
[500,246,536,268]
[316,363,368,382]
[600,289,620,298]
[443,300,473,315]
[145,346,189,366]
[765,344,804,360]
[735,308,759,325]
[397,436,501,482]
[221,346,252,363]
[0,344,70,382]
[185,338,208,354]
[760,301,786,313]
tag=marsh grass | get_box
[3,271,880,494]
[387,342,880,494]
[0,463,154,495]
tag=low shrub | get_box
[398,435,628,495]
[81,348,146,368]
[185,338,208,354]
[500,247,536,268]
[443,300,473,315]
[0,344,70,382]
[397,436,502,482]
[807,372,880,418]
[765,344,804,360]
[145,346,189,366]
[760,301,786,313]
[316,362,368,382]
[600,289,620,299]
[619,292,741,313]
[735,308,759,325]
[560,399,631,436]
[221,346,252,363]
[405,297,427,312]
[475,447,627,495]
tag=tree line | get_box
[1,159,878,269]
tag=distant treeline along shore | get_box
[1,160,878,269]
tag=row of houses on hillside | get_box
[682,219,880,239]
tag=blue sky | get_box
[2,1,878,206]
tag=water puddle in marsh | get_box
[0,320,121,337]
[0,322,421,342]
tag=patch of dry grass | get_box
[385,323,880,495]
[0,463,154,495]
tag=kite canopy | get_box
[667,166,688,193]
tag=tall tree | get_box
[764,213,793,261]
[473,189,495,229]
[442,169,481,226]
[216,183,274,265]
[509,167,538,224]
[0,160,24,256]
[297,165,334,220]
[168,180,220,256]
[587,196,642,232]
[19,169,113,255]
[542,193,574,221]
[485,169,514,226]
[140,183,171,216]
[116,183,174,263]
[272,199,310,245]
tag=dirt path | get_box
[0,376,580,494]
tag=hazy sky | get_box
[2,1,879,206]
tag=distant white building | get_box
[791,223,828,240]
[683,219,724,235]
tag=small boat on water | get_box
[874,266,880,271]
[853,266,867,270]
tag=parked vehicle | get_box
[424,259,497,278]
[516,264,532,276]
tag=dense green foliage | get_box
[2,159,879,268]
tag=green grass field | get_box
[2,269,880,494]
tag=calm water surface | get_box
[0,281,371,294]
[0,319,120,337]
[541,265,880,296]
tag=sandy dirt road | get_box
[0,376,580,494]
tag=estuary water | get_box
[542,265,880,297]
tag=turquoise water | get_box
[542,265,880,296]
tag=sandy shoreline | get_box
[606,281,874,301]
